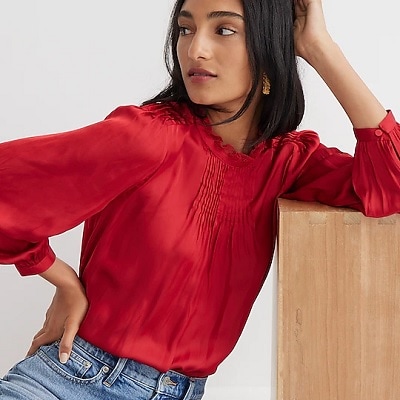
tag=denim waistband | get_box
[73,336,207,397]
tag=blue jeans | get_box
[0,336,206,399]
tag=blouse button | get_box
[374,129,383,137]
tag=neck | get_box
[207,99,262,154]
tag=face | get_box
[177,0,253,114]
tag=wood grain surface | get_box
[277,199,400,400]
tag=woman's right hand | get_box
[293,0,332,62]
[27,258,89,363]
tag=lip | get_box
[188,68,217,83]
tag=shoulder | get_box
[269,129,322,154]
[264,129,344,174]
[105,101,198,128]
[266,128,354,181]
[101,102,199,161]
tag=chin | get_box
[187,94,231,109]
[187,94,214,106]
[186,90,246,112]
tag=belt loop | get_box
[156,372,167,392]
[156,372,181,396]
[103,358,128,388]
[182,379,195,400]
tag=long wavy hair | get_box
[144,0,305,147]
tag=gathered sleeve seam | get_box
[15,243,56,276]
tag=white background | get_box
[0,1,398,399]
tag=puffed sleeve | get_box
[283,111,400,217]
[0,105,167,275]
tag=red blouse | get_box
[0,102,399,376]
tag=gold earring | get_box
[262,74,271,95]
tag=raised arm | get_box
[282,0,400,216]
[293,0,387,128]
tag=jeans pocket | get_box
[37,341,107,384]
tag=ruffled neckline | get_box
[144,101,269,166]
[198,116,268,167]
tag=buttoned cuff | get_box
[354,110,397,141]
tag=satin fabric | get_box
[0,102,399,376]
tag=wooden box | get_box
[277,199,400,399]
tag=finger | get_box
[33,327,46,340]
[58,320,80,364]
[26,343,37,357]
[26,331,60,356]
[294,0,307,13]
[27,333,46,356]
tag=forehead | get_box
[180,0,244,15]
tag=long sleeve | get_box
[0,105,167,275]
[283,111,400,217]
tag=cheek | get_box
[221,46,251,74]
[176,41,186,67]
[233,57,253,86]
[240,53,253,84]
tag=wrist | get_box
[301,35,338,67]
[40,258,82,290]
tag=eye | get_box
[178,26,192,36]
[216,27,236,36]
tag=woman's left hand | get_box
[293,0,333,62]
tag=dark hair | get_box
[143,0,305,147]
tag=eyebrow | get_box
[178,10,244,21]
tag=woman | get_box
[0,0,399,399]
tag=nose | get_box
[187,31,212,61]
